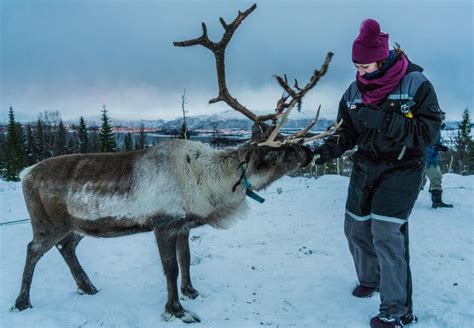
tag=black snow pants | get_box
[344,154,424,319]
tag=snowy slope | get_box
[0,174,473,328]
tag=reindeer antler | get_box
[259,119,343,147]
[259,52,337,147]
[174,4,339,147]
[174,4,261,123]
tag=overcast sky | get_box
[1,0,473,123]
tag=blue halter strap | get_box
[239,164,265,204]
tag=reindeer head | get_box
[240,144,313,191]
[174,3,341,190]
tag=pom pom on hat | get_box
[359,19,382,41]
[352,18,389,64]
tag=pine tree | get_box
[24,123,36,165]
[54,119,67,156]
[0,131,6,176]
[455,108,472,174]
[5,106,26,181]
[78,116,89,153]
[468,139,474,175]
[124,132,134,151]
[99,106,116,152]
[136,123,146,150]
[16,122,26,157]
[67,131,78,154]
[34,118,46,161]
[88,124,100,152]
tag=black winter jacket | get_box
[323,63,443,161]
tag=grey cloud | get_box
[1,0,472,121]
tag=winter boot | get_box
[352,285,379,298]
[430,190,453,208]
[370,314,403,328]
[400,310,418,325]
[370,311,418,328]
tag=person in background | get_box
[312,18,443,328]
[424,121,453,208]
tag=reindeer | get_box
[12,3,341,323]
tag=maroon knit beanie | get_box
[352,19,389,64]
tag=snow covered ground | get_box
[0,174,473,328]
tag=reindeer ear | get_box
[264,151,278,165]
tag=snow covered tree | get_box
[99,106,116,152]
[5,106,26,181]
[78,116,89,153]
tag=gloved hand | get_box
[434,144,449,152]
[356,105,390,130]
[312,145,332,165]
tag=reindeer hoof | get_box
[77,285,99,295]
[180,310,201,324]
[181,286,199,300]
[12,297,32,312]
[162,302,201,323]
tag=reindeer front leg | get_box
[154,228,200,323]
[176,230,199,300]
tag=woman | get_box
[313,19,442,328]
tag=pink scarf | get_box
[356,54,409,105]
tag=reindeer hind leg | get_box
[13,236,63,311]
[13,187,71,311]
[56,232,98,295]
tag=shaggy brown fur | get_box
[13,138,311,323]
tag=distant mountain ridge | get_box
[67,110,336,132]
[63,110,464,132]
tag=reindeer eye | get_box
[283,147,296,162]
[264,151,278,165]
